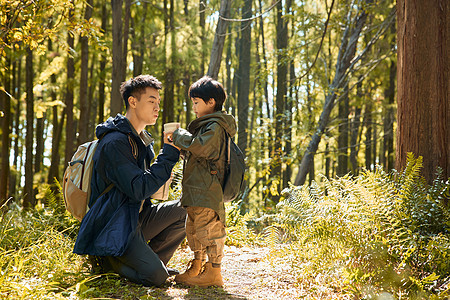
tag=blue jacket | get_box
[73,114,180,256]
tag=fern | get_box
[268,153,450,298]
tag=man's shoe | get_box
[167,267,180,276]
[174,259,204,283]
[183,262,223,287]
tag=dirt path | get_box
[156,245,302,299]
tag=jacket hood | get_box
[96,114,136,139]
[188,111,237,137]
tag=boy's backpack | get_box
[222,133,246,202]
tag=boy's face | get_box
[191,97,215,118]
[131,87,161,125]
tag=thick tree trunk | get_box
[24,48,35,208]
[294,4,369,186]
[207,0,231,79]
[396,0,448,182]
[78,0,93,144]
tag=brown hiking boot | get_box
[183,262,224,287]
[174,259,204,284]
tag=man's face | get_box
[134,87,161,125]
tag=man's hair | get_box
[188,76,226,111]
[120,75,162,110]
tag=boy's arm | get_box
[172,123,223,160]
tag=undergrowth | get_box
[1,153,448,299]
[270,153,450,299]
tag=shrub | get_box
[274,153,450,298]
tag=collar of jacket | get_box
[125,118,155,147]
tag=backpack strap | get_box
[90,134,138,208]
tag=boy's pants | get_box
[103,200,186,286]
[186,206,226,264]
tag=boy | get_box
[73,75,186,286]
[169,76,237,287]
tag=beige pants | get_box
[186,206,226,264]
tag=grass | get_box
[1,154,449,299]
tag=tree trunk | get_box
[382,23,396,171]
[199,0,206,75]
[24,48,35,208]
[396,0,449,183]
[10,55,21,200]
[294,3,369,186]
[207,0,231,79]
[349,81,362,173]
[337,85,349,176]
[0,55,11,204]
[65,2,76,165]
[98,1,108,123]
[111,0,124,116]
[236,0,251,153]
[272,0,288,199]
[78,0,93,145]
[364,100,373,170]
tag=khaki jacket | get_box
[172,111,237,222]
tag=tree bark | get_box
[24,48,35,208]
[207,0,231,79]
[98,1,108,123]
[236,0,252,153]
[396,0,449,183]
[78,0,94,145]
[65,2,76,165]
[294,3,369,186]
[0,55,11,204]
[337,85,349,176]
[111,0,124,116]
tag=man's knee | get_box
[140,265,168,287]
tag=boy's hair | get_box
[189,76,226,111]
[120,75,162,110]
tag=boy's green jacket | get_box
[172,111,237,222]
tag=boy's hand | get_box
[164,131,180,150]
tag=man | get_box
[73,75,186,287]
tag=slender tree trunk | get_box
[383,24,396,171]
[294,3,369,186]
[237,0,251,153]
[349,81,362,173]
[272,0,288,200]
[11,56,21,200]
[337,85,349,176]
[207,0,231,79]
[24,48,35,208]
[199,0,206,75]
[0,55,11,204]
[79,0,94,144]
[111,0,124,115]
[65,2,76,165]
[364,100,373,170]
[98,1,108,123]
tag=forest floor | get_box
[98,244,350,300]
